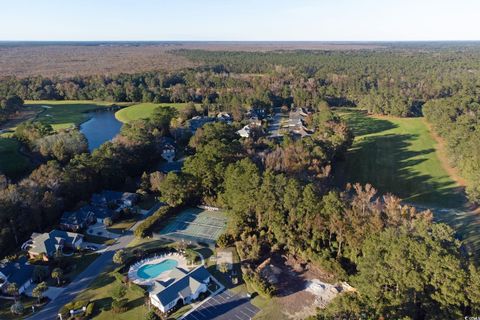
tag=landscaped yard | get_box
[74,270,149,320]
[115,102,195,123]
[24,100,131,130]
[46,252,100,286]
[0,136,31,177]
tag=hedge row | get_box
[134,205,182,238]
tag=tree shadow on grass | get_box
[126,297,145,310]
[341,110,398,136]
[87,273,116,291]
[334,132,466,208]
[91,297,113,317]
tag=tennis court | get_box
[158,207,228,243]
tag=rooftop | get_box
[29,230,83,256]
[152,265,211,306]
[0,256,33,287]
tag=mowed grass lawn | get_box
[25,100,131,130]
[0,136,31,177]
[74,271,149,320]
[334,109,480,255]
[115,102,195,122]
[334,109,465,208]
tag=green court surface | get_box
[158,207,228,243]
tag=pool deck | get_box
[128,253,188,286]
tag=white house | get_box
[149,265,211,313]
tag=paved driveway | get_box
[183,290,259,320]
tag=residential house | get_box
[60,207,96,231]
[216,112,232,123]
[27,230,83,261]
[188,116,215,133]
[237,125,252,138]
[161,143,176,162]
[247,108,266,120]
[91,191,139,209]
[149,265,211,313]
[0,257,34,294]
[284,108,313,137]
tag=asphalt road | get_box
[27,204,161,320]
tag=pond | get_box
[80,111,123,151]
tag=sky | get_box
[1,0,480,41]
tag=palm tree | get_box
[6,283,19,302]
[32,282,48,303]
[113,249,126,265]
[51,268,63,286]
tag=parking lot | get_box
[183,290,259,320]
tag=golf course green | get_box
[115,102,193,123]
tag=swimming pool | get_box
[137,259,179,279]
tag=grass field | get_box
[334,110,480,255]
[25,100,130,130]
[115,102,194,123]
[0,136,31,177]
[334,109,465,208]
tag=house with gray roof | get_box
[91,191,139,210]
[27,230,83,261]
[60,207,96,231]
[0,257,34,294]
[149,265,211,313]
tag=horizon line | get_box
[1,40,480,43]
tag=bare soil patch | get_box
[257,254,347,320]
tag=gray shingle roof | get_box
[0,257,33,287]
[29,230,83,256]
[153,265,211,306]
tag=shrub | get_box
[85,302,95,317]
[110,283,127,300]
[111,298,128,313]
[145,310,159,320]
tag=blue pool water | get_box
[137,259,178,279]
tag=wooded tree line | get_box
[0,95,24,123]
[15,121,88,163]
[423,96,480,203]
[0,107,177,257]
[4,47,480,118]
